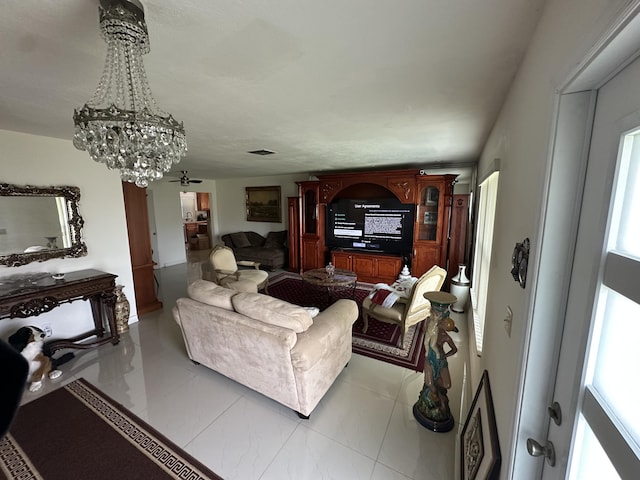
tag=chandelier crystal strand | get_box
[73,0,186,188]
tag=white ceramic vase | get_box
[450,265,470,313]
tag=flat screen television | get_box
[326,198,415,255]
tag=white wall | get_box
[469,0,631,477]
[147,174,307,267]
[214,174,308,241]
[147,181,198,267]
[0,129,136,341]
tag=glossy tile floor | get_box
[22,254,470,480]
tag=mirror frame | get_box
[0,183,88,267]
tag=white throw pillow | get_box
[232,293,313,333]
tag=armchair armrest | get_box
[215,269,240,280]
[237,260,261,269]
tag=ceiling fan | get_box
[169,171,203,186]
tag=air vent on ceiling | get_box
[248,149,276,156]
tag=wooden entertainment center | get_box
[287,168,467,285]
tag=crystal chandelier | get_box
[73,0,186,188]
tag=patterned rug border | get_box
[0,379,222,480]
[268,272,425,371]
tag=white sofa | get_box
[172,280,358,418]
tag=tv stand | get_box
[331,250,401,284]
[290,169,464,282]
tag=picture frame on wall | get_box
[460,370,501,480]
[246,186,282,223]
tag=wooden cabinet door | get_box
[448,194,470,276]
[353,255,376,278]
[196,192,210,210]
[301,238,320,270]
[332,251,352,270]
[413,245,441,278]
[298,181,325,270]
[122,182,162,315]
[287,197,300,272]
[377,256,402,281]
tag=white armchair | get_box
[361,265,447,347]
[202,245,269,293]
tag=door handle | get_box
[526,438,556,467]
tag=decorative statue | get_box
[413,291,458,432]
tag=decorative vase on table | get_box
[450,264,470,313]
[413,291,458,432]
[325,262,335,277]
[114,285,131,334]
[398,264,412,281]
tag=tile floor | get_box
[22,254,470,480]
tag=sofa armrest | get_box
[291,299,358,370]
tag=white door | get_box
[538,53,640,478]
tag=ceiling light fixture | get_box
[73,0,187,188]
[248,149,276,156]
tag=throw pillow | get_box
[230,232,251,248]
[188,280,236,310]
[264,230,286,248]
[232,293,313,333]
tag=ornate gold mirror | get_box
[0,183,87,267]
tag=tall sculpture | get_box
[413,291,458,432]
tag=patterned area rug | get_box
[268,273,426,371]
[0,379,222,480]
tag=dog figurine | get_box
[8,326,74,392]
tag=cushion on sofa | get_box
[188,280,236,310]
[264,230,286,248]
[232,293,313,333]
[230,232,251,248]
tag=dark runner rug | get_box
[268,273,426,371]
[0,379,222,480]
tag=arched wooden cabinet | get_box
[289,169,463,283]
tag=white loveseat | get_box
[172,280,358,418]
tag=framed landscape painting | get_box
[246,186,281,222]
[460,370,501,480]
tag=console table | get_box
[0,269,120,353]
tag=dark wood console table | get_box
[0,269,119,353]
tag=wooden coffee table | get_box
[302,268,358,305]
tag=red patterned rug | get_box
[268,273,426,371]
[0,379,222,480]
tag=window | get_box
[470,169,500,355]
[569,129,640,478]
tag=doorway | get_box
[512,7,640,478]
[179,191,212,261]
[541,54,640,479]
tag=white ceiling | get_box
[0,0,546,182]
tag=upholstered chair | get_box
[361,265,447,347]
[206,245,269,293]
